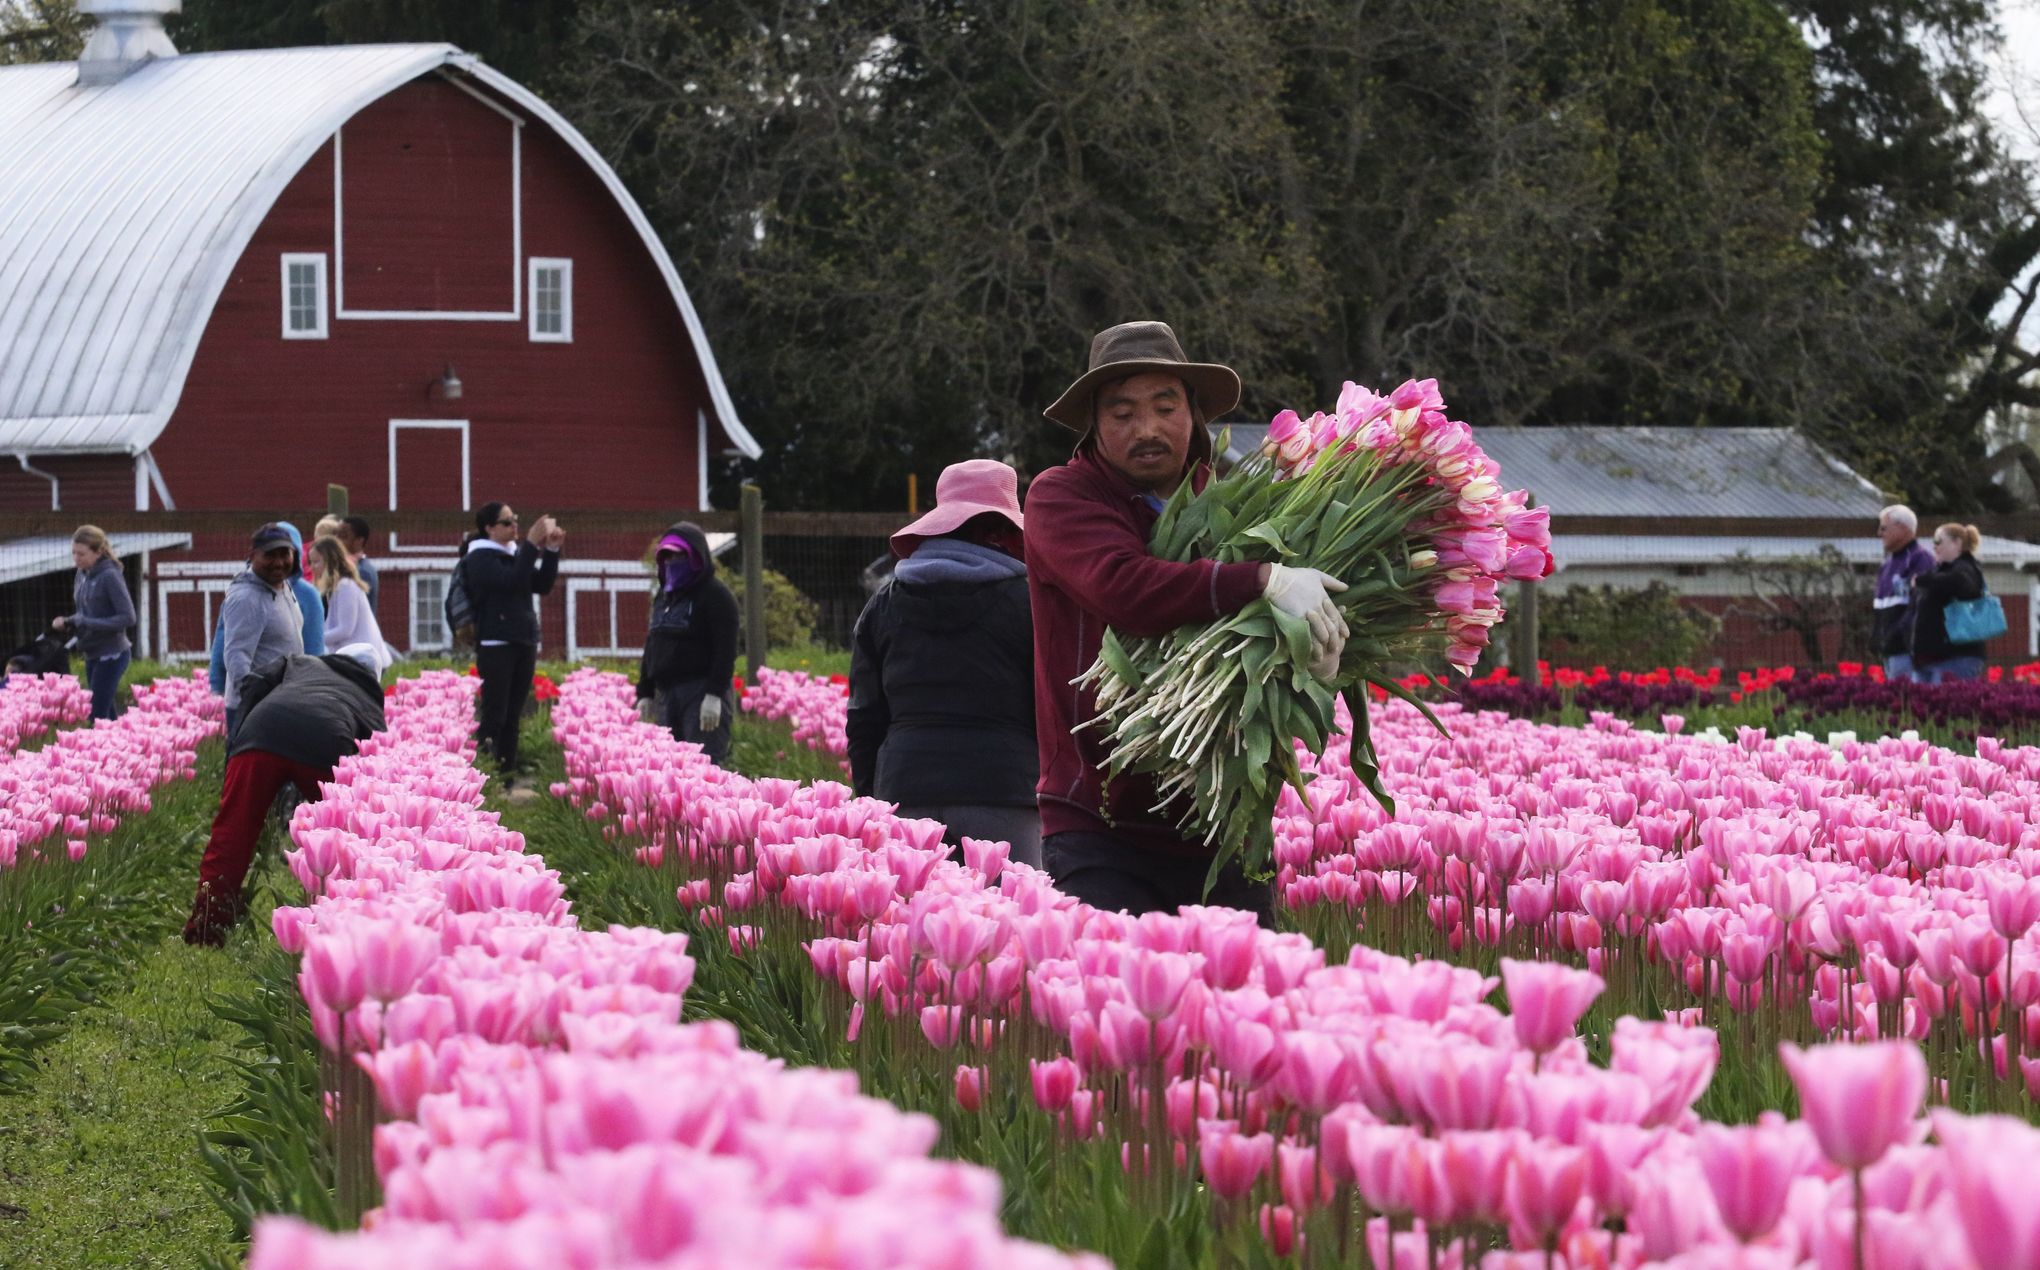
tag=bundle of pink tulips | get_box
[0,671,90,753]
[547,668,2040,1266]
[0,669,218,867]
[249,670,1101,1270]
[1082,380,1552,863]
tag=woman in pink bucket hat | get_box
[847,460,1041,867]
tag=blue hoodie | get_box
[209,522,325,695]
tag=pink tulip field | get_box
[245,671,1104,1269]
[518,663,2040,1267]
[0,669,219,869]
[0,669,222,1095]
[0,671,90,753]
[18,660,2040,1266]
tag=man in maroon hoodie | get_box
[1027,321,1349,920]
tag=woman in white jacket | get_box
[308,536,390,675]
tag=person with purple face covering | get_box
[635,522,739,763]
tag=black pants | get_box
[476,642,537,772]
[1043,829,1274,926]
[658,679,731,766]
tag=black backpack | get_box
[444,556,477,648]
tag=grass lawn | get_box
[0,939,263,1268]
[0,740,295,1270]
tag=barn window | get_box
[529,257,573,343]
[411,572,449,650]
[281,253,329,339]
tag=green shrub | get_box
[1541,581,1719,668]
[747,568,820,651]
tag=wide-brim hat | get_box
[890,460,1024,558]
[1043,320,1242,434]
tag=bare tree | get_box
[1723,547,1876,664]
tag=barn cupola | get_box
[75,0,180,87]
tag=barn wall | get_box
[0,454,134,512]
[151,75,714,516]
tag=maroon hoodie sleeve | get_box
[1027,467,1263,637]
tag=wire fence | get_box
[2,507,2035,678]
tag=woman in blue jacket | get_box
[53,525,136,720]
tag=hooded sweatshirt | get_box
[635,523,739,701]
[848,538,1035,807]
[216,567,305,708]
[209,523,323,695]
[68,555,135,659]
[464,536,559,646]
[230,653,386,770]
[1026,440,1263,855]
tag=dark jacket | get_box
[635,523,739,701]
[1026,445,1264,855]
[69,555,135,659]
[1873,540,1935,657]
[848,555,1036,808]
[464,539,559,646]
[1912,553,1988,666]
[229,654,386,771]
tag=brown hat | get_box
[1043,321,1242,434]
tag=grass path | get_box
[0,742,295,1270]
[0,938,261,1268]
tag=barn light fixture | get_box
[431,363,463,401]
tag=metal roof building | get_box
[1215,423,1883,519]
[0,41,760,460]
[1471,426,1884,519]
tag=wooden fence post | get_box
[741,483,766,680]
[1512,492,1541,685]
[327,483,349,517]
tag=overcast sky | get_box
[1991,0,2040,164]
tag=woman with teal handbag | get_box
[1911,522,1995,682]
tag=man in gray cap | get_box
[1026,321,1348,921]
[217,522,306,736]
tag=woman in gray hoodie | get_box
[54,525,135,720]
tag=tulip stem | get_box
[1852,1167,1866,1270]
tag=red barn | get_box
[0,14,759,661]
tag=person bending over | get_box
[183,651,385,945]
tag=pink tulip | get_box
[1030,1057,1079,1114]
[1692,1118,1816,1241]
[953,1064,984,1113]
[1504,1142,1587,1246]
[1778,1041,1926,1171]
[1501,958,1605,1055]
[1933,1110,2040,1270]
[1198,1123,1273,1201]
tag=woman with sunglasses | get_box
[462,501,563,783]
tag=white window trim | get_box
[566,576,653,660]
[332,112,525,322]
[280,252,329,339]
[410,572,451,651]
[387,419,472,553]
[529,257,573,343]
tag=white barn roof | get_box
[0,44,761,458]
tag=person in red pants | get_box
[183,651,385,946]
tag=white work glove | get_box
[636,697,655,723]
[698,694,724,732]
[1264,564,1350,661]
[1309,637,1346,683]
